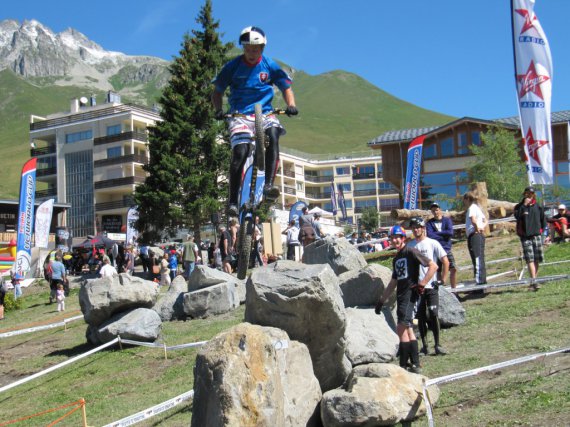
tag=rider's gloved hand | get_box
[374,299,384,315]
[214,110,225,120]
[285,106,298,116]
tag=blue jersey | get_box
[213,54,292,114]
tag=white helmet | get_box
[239,26,267,46]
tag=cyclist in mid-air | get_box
[212,26,298,218]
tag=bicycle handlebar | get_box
[221,109,287,119]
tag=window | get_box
[107,124,122,136]
[65,130,92,144]
[338,183,351,192]
[423,143,437,159]
[296,182,304,191]
[380,198,400,211]
[354,183,376,191]
[354,165,375,174]
[457,132,469,155]
[355,200,377,208]
[440,137,454,157]
[65,150,94,237]
[107,147,122,158]
[336,166,350,175]
[471,131,481,146]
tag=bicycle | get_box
[223,103,286,279]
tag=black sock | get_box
[409,340,420,367]
[399,342,410,368]
[431,317,441,348]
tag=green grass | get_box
[0,237,568,426]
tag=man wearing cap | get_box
[182,235,199,279]
[514,186,546,290]
[547,204,570,243]
[375,224,438,374]
[426,202,457,289]
[408,217,450,356]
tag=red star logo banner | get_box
[517,60,550,99]
[515,8,537,34]
[523,127,548,166]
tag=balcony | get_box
[378,187,398,195]
[94,176,145,190]
[95,197,135,212]
[37,167,57,177]
[352,172,376,180]
[306,192,332,200]
[282,169,295,178]
[94,131,148,146]
[353,189,377,197]
[304,175,333,183]
[30,146,56,156]
[36,188,57,198]
[283,185,296,195]
[94,154,148,168]
[354,206,377,213]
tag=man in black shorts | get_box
[375,224,438,373]
[218,225,233,274]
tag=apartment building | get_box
[275,148,400,227]
[29,97,400,238]
[29,94,161,238]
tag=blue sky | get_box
[5,0,569,120]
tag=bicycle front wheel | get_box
[236,216,254,280]
[254,103,265,171]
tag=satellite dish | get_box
[79,96,88,105]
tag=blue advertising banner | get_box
[337,184,347,220]
[289,201,307,226]
[330,182,338,215]
[14,158,37,279]
[403,135,425,210]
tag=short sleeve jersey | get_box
[407,237,446,288]
[213,55,292,114]
[391,246,432,295]
[466,203,486,236]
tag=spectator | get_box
[0,276,6,320]
[514,186,546,290]
[463,191,487,287]
[56,283,66,312]
[348,232,358,245]
[182,235,199,279]
[299,207,316,247]
[547,204,570,243]
[252,216,264,267]
[219,225,233,274]
[124,247,135,275]
[229,218,240,255]
[50,253,67,303]
[12,276,22,300]
[408,217,449,356]
[313,213,324,240]
[159,253,171,287]
[168,249,178,281]
[99,255,118,278]
[282,219,300,260]
[427,202,457,288]
[139,243,150,274]
[207,242,216,268]
[375,225,438,374]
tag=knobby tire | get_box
[236,216,254,280]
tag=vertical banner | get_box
[289,201,307,226]
[512,0,553,184]
[330,182,338,215]
[126,206,139,246]
[337,184,348,221]
[14,158,37,279]
[34,199,54,249]
[403,135,425,210]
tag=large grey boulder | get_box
[88,308,162,345]
[245,260,351,391]
[338,263,392,307]
[439,286,466,327]
[321,363,440,426]
[191,323,322,427]
[188,265,246,304]
[344,308,399,366]
[303,236,367,275]
[79,274,159,327]
[152,275,187,321]
[183,282,240,319]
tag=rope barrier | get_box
[101,390,194,427]
[451,274,569,294]
[421,346,570,426]
[0,315,84,339]
[0,398,86,427]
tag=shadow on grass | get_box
[47,341,96,358]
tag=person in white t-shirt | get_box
[99,255,118,278]
[463,191,487,286]
[408,217,450,356]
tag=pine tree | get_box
[134,0,232,243]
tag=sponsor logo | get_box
[518,35,545,45]
[520,101,545,108]
[259,72,268,83]
[515,8,538,35]
[517,61,550,100]
[523,127,548,165]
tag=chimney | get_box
[70,98,79,113]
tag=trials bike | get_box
[225,104,286,279]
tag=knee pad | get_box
[427,305,439,320]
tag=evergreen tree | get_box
[466,126,527,202]
[360,207,379,231]
[134,0,232,243]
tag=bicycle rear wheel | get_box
[236,215,254,280]
[254,103,265,171]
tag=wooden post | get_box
[471,182,490,234]
[80,398,88,427]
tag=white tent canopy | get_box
[307,207,334,217]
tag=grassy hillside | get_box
[0,67,454,198]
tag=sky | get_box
[4,0,569,120]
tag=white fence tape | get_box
[0,315,84,339]
[102,390,194,427]
[451,274,569,294]
[119,337,207,351]
[422,346,570,426]
[0,338,119,394]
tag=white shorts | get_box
[228,115,285,149]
